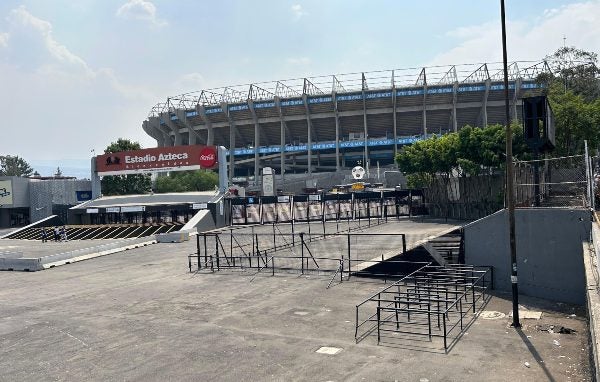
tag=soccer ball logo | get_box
[351,166,365,180]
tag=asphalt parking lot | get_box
[0,230,591,381]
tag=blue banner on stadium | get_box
[76,190,93,201]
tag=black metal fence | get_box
[187,226,441,286]
[228,190,426,225]
[354,263,492,351]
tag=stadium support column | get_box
[222,102,235,180]
[512,78,522,122]
[161,112,182,146]
[392,84,398,159]
[150,116,172,146]
[333,91,341,172]
[422,84,428,136]
[275,97,287,181]
[362,73,369,176]
[196,105,214,145]
[452,82,458,132]
[302,94,312,175]
[249,100,261,186]
[142,119,165,147]
[176,110,204,145]
[481,79,490,127]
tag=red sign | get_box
[199,146,217,168]
[96,145,218,175]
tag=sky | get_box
[0,0,599,178]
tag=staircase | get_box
[4,223,183,241]
[427,230,464,264]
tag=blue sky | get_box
[0,0,599,177]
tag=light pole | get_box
[501,0,520,328]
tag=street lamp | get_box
[501,0,520,328]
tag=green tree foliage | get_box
[101,139,152,195]
[549,83,600,155]
[541,47,600,101]
[155,170,218,193]
[395,124,527,187]
[537,47,600,155]
[0,155,34,176]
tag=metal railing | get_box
[514,154,591,208]
[187,230,423,283]
[354,264,492,351]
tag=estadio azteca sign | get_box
[96,145,218,175]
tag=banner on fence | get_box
[262,203,277,223]
[232,205,246,224]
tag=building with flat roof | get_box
[0,176,92,228]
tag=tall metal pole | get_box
[501,0,520,328]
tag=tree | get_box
[543,46,600,101]
[155,170,218,193]
[100,139,152,195]
[0,155,34,177]
[547,84,599,155]
[534,47,600,155]
[395,124,528,186]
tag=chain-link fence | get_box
[514,154,593,208]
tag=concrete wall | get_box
[384,171,407,188]
[29,179,91,222]
[0,177,31,228]
[464,208,591,305]
[0,176,30,208]
[585,221,600,381]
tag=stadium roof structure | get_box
[141,59,591,180]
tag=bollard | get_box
[203,234,208,269]
[300,232,305,274]
[347,233,351,279]
[272,223,276,251]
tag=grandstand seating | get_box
[144,62,555,175]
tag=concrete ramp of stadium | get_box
[318,217,464,273]
[348,219,462,273]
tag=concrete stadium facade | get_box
[142,61,548,180]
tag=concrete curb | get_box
[42,239,157,269]
[583,223,600,381]
[0,239,157,272]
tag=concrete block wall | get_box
[29,179,91,222]
[464,208,591,305]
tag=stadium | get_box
[2,57,598,381]
[142,60,549,180]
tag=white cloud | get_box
[291,4,307,20]
[116,0,167,27]
[2,6,157,101]
[430,1,600,66]
[286,57,311,65]
[0,6,161,161]
[174,72,205,91]
[7,5,93,77]
[0,32,8,48]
